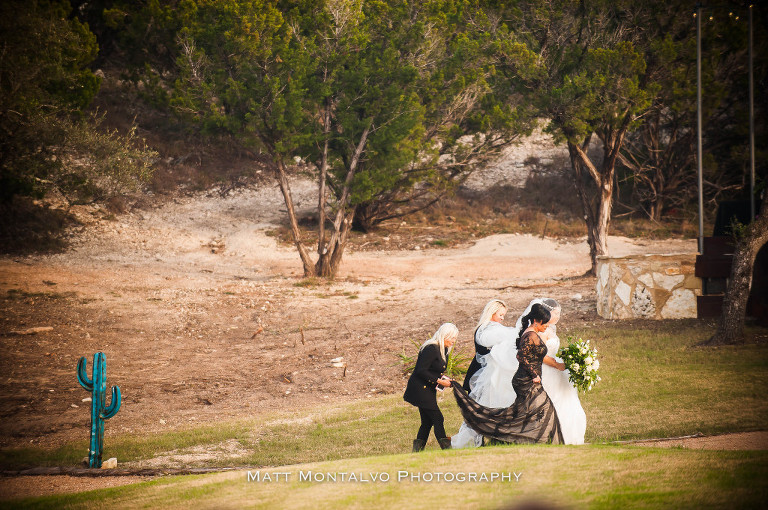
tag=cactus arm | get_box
[103,386,121,419]
[76,357,93,391]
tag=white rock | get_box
[631,285,656,318]
[638,273,654,288]
[101,457,117,469]
[661,289,697,319]
[615,281,631,305]
[10,326,54,335]
[330,357,344,363]
[571,293,583,301]
[82,397,92,403]
[599,263,609,287]
[653,272,683,292]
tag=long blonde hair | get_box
[476,299,507,331]
[419,322,459,361]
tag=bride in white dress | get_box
[452,298,586,447]
[538,299,587,445]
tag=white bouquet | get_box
[557,337,601,392]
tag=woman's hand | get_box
[436,377,452,387]
[543,355,564,370]
[533,376,541,384]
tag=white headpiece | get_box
[513,298,560,332]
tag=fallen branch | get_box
[0,466,245,477]
[492,282,565,291]
[606,432,705,445]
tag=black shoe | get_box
[412,439,426,452]
[438,437,452,450]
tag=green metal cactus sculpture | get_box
[77,352,121,468]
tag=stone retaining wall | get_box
[596,253,701,319]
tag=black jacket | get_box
[403,343,448,410]
[462,327,486,392]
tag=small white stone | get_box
[101,458,117,469]
[159,419,166,425]
[70,404,79,408]
[330,357,344,363]
[571,293,583,301]
[82,397,92,403]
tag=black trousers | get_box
[417,407,446,441]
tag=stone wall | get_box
[595,253,702,319]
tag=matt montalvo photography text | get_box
[247,470,523,483]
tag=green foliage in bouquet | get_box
[558,337,601,392]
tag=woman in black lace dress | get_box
[451,303,563,445]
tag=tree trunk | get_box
[275,160,316,277]
[567,136,607,275]
[702,212,768,346]
[317,114,330,260]
[314,121,372,278]
[352,202,377,233]
[327,211,354,276]
[649,195,663,222]
[566,117,629,274]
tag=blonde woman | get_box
[452,299,516,448]
[403,323,458,452]
[463,299,512,391]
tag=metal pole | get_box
[749,4,755,221]
[696,4,704,253]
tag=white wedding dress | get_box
[451,322,518,448]
[452,300,586,447]
[540,327,586,445]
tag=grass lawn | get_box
[6,446,768,509]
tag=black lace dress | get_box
[452,330,563,445]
